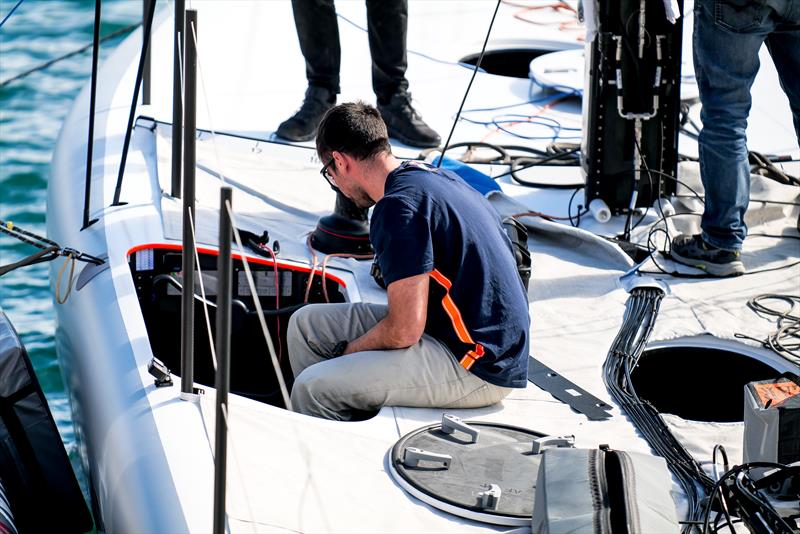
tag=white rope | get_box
[184,17,291,408]
[188,209,218,372]
[226,201,293,410]
[188,19,227,187]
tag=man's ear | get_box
[333,151,350,173]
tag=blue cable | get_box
[0,0,24,30]
[335,12,480,73]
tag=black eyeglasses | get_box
[320,157,336,187]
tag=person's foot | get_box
[276,86,335,142]
[670,234,745,277]
[377,92,441,148]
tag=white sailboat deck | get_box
[47,1,799,531]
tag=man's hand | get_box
[344,273,429,354]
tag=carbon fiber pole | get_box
[171,0,185,197]
[142,0,152,104]
[81,0,101,230]
[180,9,197,396]
[213,187,233,534]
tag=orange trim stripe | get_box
[127,243,347,287]
[429,269,486,371]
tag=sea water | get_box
[0,0,140,515]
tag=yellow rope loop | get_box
[55,254,77,305]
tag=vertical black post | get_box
[180,9,197,397]
[213,187,233,534]
[82,0,102,230]
[112,0,157,206]
[171,0,185,198]
[143,0,152,105]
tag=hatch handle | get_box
[441,413,479,443]
[531,435,576,454]
[477,483,502,510]
[402,447,452,469]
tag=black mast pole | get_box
[143,0,152,105]
[81,0,102,230]
[171,0,185,198]
[111,0,157,206]
[213,187,233,534]
[180,9,198,398]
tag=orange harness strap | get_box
[429,269,485,371]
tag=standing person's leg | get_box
[276,0,340,141]
[365,0,440,148]
[291,0,341,95]
[364,0,409,103]
[693,0,773,251]
[765,22,800,145]
[671,0,776,275]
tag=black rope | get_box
[734,294,800,363]
[0,23,138,89]
[438,0,502,167]
[112,0,157,206]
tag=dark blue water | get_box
[0,0,140,510]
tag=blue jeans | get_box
[694,0,800,250]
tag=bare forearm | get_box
[344,316,419,355]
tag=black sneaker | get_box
[377,92,441,148]
[670,234,745,277]
[276,86,335,142]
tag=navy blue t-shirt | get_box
[370,161,530,388]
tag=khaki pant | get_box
[287,303,512,420]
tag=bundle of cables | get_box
[602,287,715,532]
[702,446,798,534]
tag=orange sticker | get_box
[753,381,800,408]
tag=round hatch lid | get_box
[388,414,574,526]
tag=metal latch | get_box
[402,447,452,469]
[441,413,479,443]
[531,435,575,454]
[477,483,502,510]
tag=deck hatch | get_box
[389,415,567,526]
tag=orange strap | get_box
[429,269,485,370]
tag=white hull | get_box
[48,1,799,532]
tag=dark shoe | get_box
[276,86,335,142]
[377,92,441,148]
[670,234,745,277]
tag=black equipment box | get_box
[582,0,684,213]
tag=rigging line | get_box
[0,0,23,30]
[320,252,374,303]
[304,234,319,303]
[438,0,502,168]
[187,17,228,188]
[0,23,139,88]
[226,202,292,411]
[188,209,218,372]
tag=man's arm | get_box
[343,273,429,355]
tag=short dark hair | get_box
[316,102,391,161]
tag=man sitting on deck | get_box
[287,102,530,420]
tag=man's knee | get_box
[291,369,335,418]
